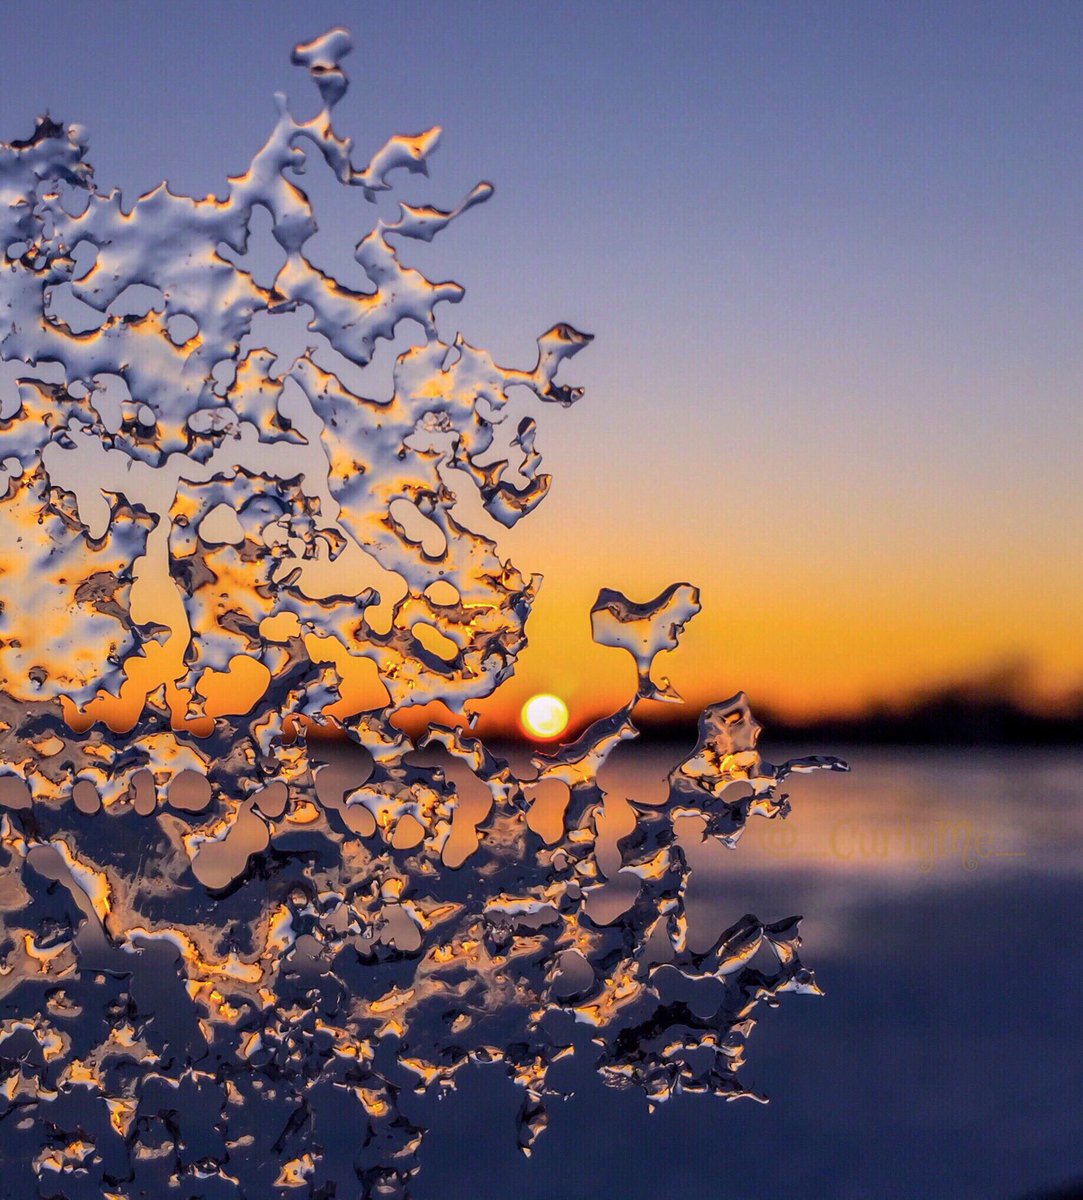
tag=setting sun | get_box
[520,693,569,740]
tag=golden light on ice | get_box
[0,26,851,1193]
[520,693,569,740]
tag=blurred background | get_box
[1,3,1080,1196]
[415,741,1083,1200]
[0,1,1078,741]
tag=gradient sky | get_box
[1,1,1078,733]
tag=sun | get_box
[520,693,569,740]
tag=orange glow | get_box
[520,693,569,740]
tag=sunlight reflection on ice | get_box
[0,28,846,1198]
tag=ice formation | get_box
[0,29,847,1198]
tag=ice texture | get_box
[0,28,847,1198]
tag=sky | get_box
[0,1,1078,735]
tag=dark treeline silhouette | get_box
[636,663,1083,748]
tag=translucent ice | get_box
[0,28,846,1199]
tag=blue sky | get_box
[1,1,1079,720]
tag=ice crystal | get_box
[0,29,846,1198]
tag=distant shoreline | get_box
[633,704,1083,749]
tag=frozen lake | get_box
[415,744,1083,1200]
